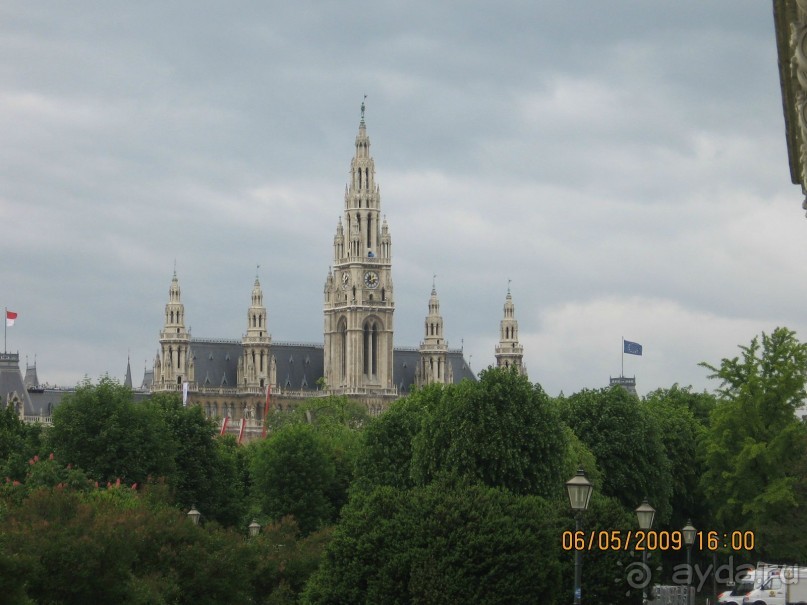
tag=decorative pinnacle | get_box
[360,95,367,123]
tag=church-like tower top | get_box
[495,284,526,377]
[169,270,181,303]
[330,101,391,263]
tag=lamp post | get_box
[248,519,261,538]
[682,520,697,605]
[187,505,201,526]
[566,468,593,605]
[635,499,655,605]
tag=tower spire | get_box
[495,285,526,377]
[154,270,193,391]
[239,274,273,390]
[324,109,395,395]
[417,282,450,386]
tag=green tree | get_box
[301,479,563,605]
[48,377,175,485]
[699,327,807,555]
[560,386,672,522]
[556,493,638,605]
[0,404,45,481]
[251,423,336,534]
[643,386,709,528]
[148,393,246,525]
[411,367,568,497]
[0,484,260,605]
[353,385,438,491]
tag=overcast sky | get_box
[1,1,801,397]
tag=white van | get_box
[743,566,807,605]
[721,564,783,605]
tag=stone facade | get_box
[323,103,396,397]
[772,0,807,213]
[147,106,479,423]
[416,282,453,387]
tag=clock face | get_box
[341,272,350,288]
[364,271,379,289]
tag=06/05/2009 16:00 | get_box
[561,530,756,552]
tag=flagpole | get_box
[621,336,624,378]
[4,307,6,354]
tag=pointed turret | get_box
[238,273,274,391]
[417,278,450,386]
[124,356,132,389]
[154,270,194,390]
[495,285,526,377]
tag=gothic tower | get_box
[153,271,194,389]
[495,286,526,376]
[323,103,395,394]
[237,275,275,391]
[416,281,452,386]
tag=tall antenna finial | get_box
[432,273,437,290]
[360,95,367,123]
[507,278,511,294]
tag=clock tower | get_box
[323,103,395,395]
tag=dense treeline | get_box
[0,327,805,603]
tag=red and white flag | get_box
[5,311,17,327]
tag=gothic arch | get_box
[362,316,383,378]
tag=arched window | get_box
[339,318,347,380]
[363,319,379,377]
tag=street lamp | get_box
[248,519,261,538]
[187,505,201,526]
[682,520,697,605]
[566,468,593,605]
[635,499,656,605]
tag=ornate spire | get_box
[495,285,526,377]
[418,281,449,386]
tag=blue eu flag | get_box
[624,340,643,356]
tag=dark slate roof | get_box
[187,339,476,393]
[141,369,154,390]
[24,363,39,389]
[271,342,323,390]
[27,388,69,417]
[393,347,477,394]
[0,353,32,412]
[190,339,242,388]
[27,386,150,418]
